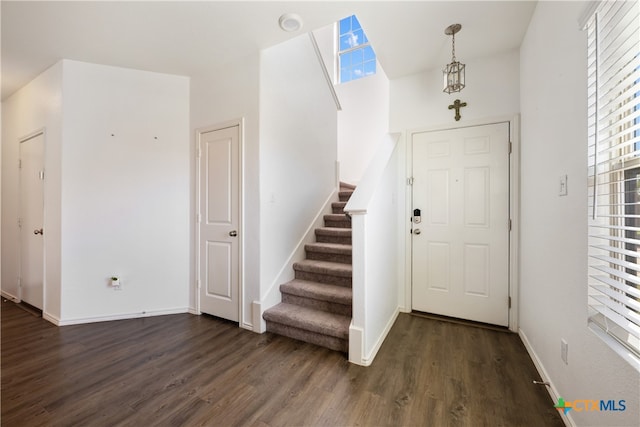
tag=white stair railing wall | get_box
[345,133,401,365]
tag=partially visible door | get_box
[198,125,240,322]
[20,132,45,309]
[411,123,510,326]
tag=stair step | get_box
[305,242,352,264]
[280,279,352,316]
[263,303,350,352]
[339,181,357,190]
[339,191,354,202]
[315,227,351,245]
[332,202,347,214]
[324,214,351,228]
[294,259,352,287]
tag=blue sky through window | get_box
[339,15,376,83]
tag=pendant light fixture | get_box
[443,23,465,94]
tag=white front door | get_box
[198,124,240,322]
[20,132,45,309]
[411,123,510,326]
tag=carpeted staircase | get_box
[262,183,355,353]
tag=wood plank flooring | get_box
[1,300,564,426]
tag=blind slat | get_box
[590,274,640,299]
[589,300,640,339]
[588,233,640,247]
[592,284,640,313]
[592,254,640,272]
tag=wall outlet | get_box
[561,339,568,364]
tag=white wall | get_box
[59,60,190,322]
[520,2,639,426]
[390,49,520,132]
[2,60,190,323]
[259,33,338,309]
[190,53,260,329]
[2,62,64,319]
[336,68,390,186]
[347,134,400,365]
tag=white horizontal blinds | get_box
[587,0,640,357]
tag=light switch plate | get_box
[559,174,568,196]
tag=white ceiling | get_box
[1,1,537,100]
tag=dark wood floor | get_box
[1,299,563,426]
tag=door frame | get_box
[18,128,47,310]
[404,115,520,332]
[194,118,244,326]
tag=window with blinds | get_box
[586,0,640,366]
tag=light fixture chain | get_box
[451,31,456,62]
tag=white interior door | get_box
[198,125,240,322]
[411,123,510,326]
[20,132,45,309]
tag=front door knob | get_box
[413,228,421,235]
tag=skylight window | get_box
[338,15,376,83]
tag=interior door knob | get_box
[229,230,238,237]
[34,228,43,235]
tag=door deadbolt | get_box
[34,228,43,235]
[229,230,238,237]
[413,208,422,224]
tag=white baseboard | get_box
[43,312,61,325]
[363,307,400,365]
[348,322,364,365]
[519,328,574,427]
[240,317,254,332]
[1,290,20,303]
[349,307,400,366]
[252,300,265,333]
[55,307,191,326]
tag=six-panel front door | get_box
[198,125,240,322]
[411,123,510,326]
[20,132,45,310]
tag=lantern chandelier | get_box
[443,23,465,94]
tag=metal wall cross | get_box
[448,99,467,121]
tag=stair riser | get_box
[315,235,351,245]
[295,270,351,288]
[266,321,348,353]
[282,294,352,316]
[332,203,347,214]
[338,194,352,202]
[306,251,352,264]
[324,219,351,228]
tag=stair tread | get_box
[305,242,352,254]
[324,213,350,219]
[294,259,352,277]
[263,303,350,339]
[280,279,352,305]
[339,182,357,190]
[315,227,352,235]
